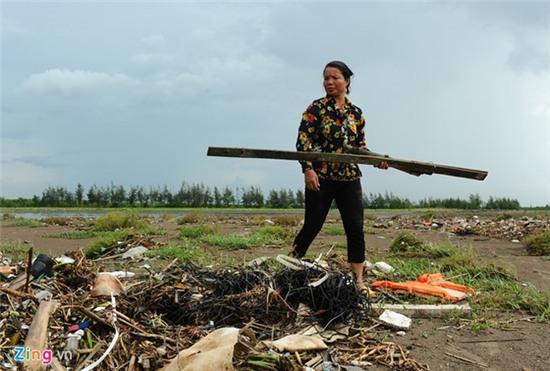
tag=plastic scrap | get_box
[55,255,76,265]
[121,246,148,259]
[378,310,411,330]
[90,273,124,297]
[373,261,394,274]
[30,253,54,278]
[162,327,241,371]
[264,334,328,352]
[107,271,136,279]
[372,273,474,302]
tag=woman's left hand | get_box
[375,161,389,170]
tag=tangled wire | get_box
[142,258,371,328]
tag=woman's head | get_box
[323,61,354,97]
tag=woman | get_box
[290,61,388,294]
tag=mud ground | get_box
[1,212,549,371]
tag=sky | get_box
[1,1,549,206]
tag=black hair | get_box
[324,61,354,94]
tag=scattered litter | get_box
[372,273,474,302]
[121,245,148,259]
[163,327,244,371]
[34,290,52,301]
[55,255,76,265]
[299,323,350,343]
[378,310,412,330]
[30,253,54,278]
[90,272,124,297]
[264,334,328,352]
[107,271,136,279]
[373,261,394,273]
[371,303,472,318]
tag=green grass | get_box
[364,227,377,235]
[85,224,166,258]
[85,229,136,258]
[201,226,289,250]
[2,217,43,228]
[373,234,550,320]
[334,241,347,249]
[91,211,147,232]
[323,224,345,236]
[179,225,219,239]
[2,213,15,220]
[523,230,550,256]
[389,232,454,258]
[145,239,203,263]
[176,212,211,224]
[0,241,31,261]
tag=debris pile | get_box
[0,241,435,371]
[371,215,549,241]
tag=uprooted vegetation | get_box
[523,230,550,256]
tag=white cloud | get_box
[167,54,284,98]
[132,53,175,66]
[2,18,29,37]
[141,33,165,47]
[20,69,138,95]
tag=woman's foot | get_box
[358,285,377,298]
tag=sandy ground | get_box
[1,212,549,370]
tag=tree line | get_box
[0,183,537,210]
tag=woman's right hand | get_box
[304,169,320,191]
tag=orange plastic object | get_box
[417,273,475,295]
[372,273,475,302]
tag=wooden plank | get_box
[23,300,60,371]
[207,147,488,181]
[6,273,30,291]
[370,303,472,318]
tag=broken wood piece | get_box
[207,146,488,180]
[371,303,472,318]
[24,300,60,371]
[49,357,66,371]
[6,272,32,291]
[459,338,525,344]
[60,305,115,330]
[0,287,39,303]
[24,247,33,292]
[444,352,489,368]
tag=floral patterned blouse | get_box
[296,96,366,181]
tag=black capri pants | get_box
[293,178,365,263]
